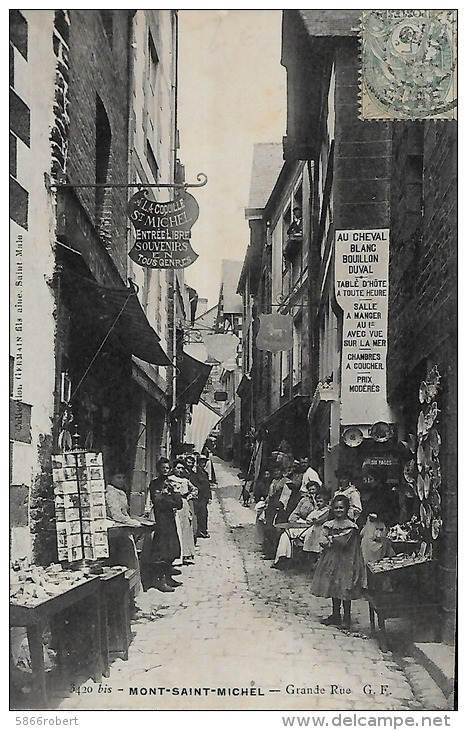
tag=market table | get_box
[273,522,313,562]
[98,566,132,677]
[107,521,158,595]
[274,521,313,540]
[366,556,439,650]
[274,522,313,542]
[10,575,103,706]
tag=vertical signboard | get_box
[335,229,392,425]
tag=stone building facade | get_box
[280,9,456,645]
[9,10,181,564]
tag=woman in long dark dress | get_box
[146,458,183,592]
[311,493,365,629]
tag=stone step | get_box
[411,642,455,698]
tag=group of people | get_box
[142,452,216,592]
[105,452,216,594]
[254,459,399,629]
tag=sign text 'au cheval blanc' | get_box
[334,229,392,425]
[127,190,199,269]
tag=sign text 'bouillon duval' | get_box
[127,189,200,269]
[334,228,392,426]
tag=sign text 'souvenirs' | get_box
[127,189,200,269]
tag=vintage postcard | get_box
[9,7,457,720]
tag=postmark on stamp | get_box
[360,10,457,121]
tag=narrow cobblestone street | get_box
[53,459,446,712]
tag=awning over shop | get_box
[176,350,212,405]
[258,395,311,458]
[216,401,235,425]
[185,398,222,453]
[259,395,310,430]
[66,275,172,366]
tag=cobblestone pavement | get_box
[55,459,448,712]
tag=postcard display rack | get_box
[52,451,109,563]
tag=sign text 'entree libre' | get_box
[127,190,200,269]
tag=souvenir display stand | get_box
[366,554,439,650]
[51,451,109,563]
[9,450,136,703]
[10,569,103,706]
[367,366,444,651]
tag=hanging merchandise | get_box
[127,189,200,269]
[429,428,441,456]
[342,426,364,447]
[431,519,441,540]
[256,312,293,352]
[424,402,440,431]
[369,421,393,442]
[52,451,109,563]
[425,366,442,402]
[406,365,443,544]
[417,410,427,439]
[403,459,416,486]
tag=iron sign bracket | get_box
[47,172,208,190]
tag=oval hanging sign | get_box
[127,189,200,269]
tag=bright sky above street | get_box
[178,10,286,306]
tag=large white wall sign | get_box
[335,228,393,425]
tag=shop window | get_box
[10,89,30,148]
[10,132,17,177]
[10,10,28,60]
[148,31,159,94]
[99,10,113,47]
[280,349,290,398]
[54,10,69,45]
[292,316,302,387]
[290,184,303,237]
[10,177,28,230]
[10,44,14,87]
[283,183,304,289]
[146,139,159,182]
[95,95,111,223]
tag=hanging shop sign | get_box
[335,228,392,425]
[127,189,200,269]
[256,313,293,352]
[204,333,240,364]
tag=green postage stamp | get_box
[360,9,457,120]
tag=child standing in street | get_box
[311,493,365,629]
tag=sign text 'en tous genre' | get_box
[127,190,200,269]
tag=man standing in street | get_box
[185,453,212,539]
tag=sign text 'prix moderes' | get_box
[334,229,392,426]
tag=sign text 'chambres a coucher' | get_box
[334,228,391,425]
